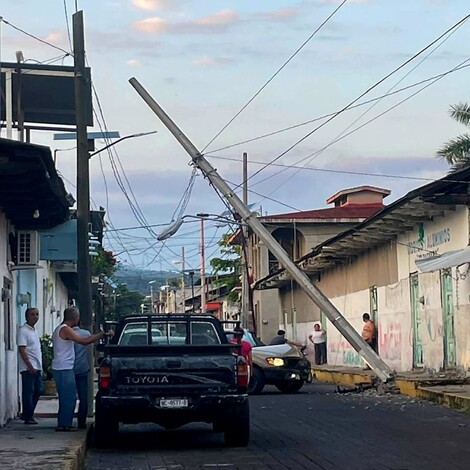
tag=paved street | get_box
[86,382,470,470]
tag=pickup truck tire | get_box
[93,403,119,447]
[224,401,250,447]
[275,379,304,394]
[247,366,265,395]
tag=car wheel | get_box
[275,379,304,394]
[247,366,265,395]
[224,400,250,447]
[93,402,119,447]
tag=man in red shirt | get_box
[230,327,253,372]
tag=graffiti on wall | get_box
[379,321,402,361]
[329,338,361,366]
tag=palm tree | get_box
[436,103,470,172]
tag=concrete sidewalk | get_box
[0,397,89,470]
[312,364,470,412]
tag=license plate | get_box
[160,399,188,408]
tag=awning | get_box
[415,247,470,273]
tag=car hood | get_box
[253,343,303,358]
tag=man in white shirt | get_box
[17,307,42,424]
[308,323,327,365]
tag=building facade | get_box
[249,186,390,343]
[255,168,470,374]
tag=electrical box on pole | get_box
[129,77,395,383]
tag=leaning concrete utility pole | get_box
[129,77,395,383]
[240,152,251,330]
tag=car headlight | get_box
[266,357,285,367]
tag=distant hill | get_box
[114,265,199,295]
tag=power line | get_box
[206,154,454,183]
[242,13,470,187]
[63,0,73,52]
[251,55,470,201]
[201,0,349,153]
[2,18,72,55]
[206,63,470,156]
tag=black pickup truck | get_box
[94,314,250,447]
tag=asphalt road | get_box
[85,382,470,470]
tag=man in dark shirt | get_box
[269,329,303,347]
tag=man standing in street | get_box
[308,323,327,365]
[73,324,91,429]
[17,307,42,425]
[52,307,104,432]
[362,313,378,352]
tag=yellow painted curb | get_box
[312,368,373,387]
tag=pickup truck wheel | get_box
[224,401,250,447]
[275,379,304,394]
[93,404,119,447]
[247,366,265,395]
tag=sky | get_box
[1,0,469,276]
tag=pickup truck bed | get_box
[95,314,250,447]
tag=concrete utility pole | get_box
[74,11,92,332]
[241,152,250,330]
[197,213,208,313]
[181,247,185,312]
[129,77,395,383]
[73,11,94,413]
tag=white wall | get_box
[285,206,470,373]
[0,211,17,426]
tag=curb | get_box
[312,368,374,387]
[62,426,91,470]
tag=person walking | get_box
[52,307,103,432]
[17,307,42,425]
[73,324,91,429]
[308,323,327,365]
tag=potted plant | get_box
[40,334,56,396]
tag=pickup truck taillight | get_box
[99,365,111,389]
[236,358,249,388]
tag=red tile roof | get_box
[261,203,385,221]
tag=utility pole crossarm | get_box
[129,77,395,383]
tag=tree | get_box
[107,284,144,321]
[210,232,242,302]
[436,103,470,172]
[91,247,118,278]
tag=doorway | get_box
[441,269,456,367]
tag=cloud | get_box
[131,0,187,11]
[133,16,169,33]
[192,55,233,67]
[132,9,240,34]
[127,59,143,67]
[256,7,301,21]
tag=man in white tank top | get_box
[52,307,104,432]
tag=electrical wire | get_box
[63,0,73,52]
[242,13,470,187]
[206,62,470,156]
[201,0,349,153]
[252,55,470,203]
[2,18,72,56]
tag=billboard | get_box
[0,62,93,126]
